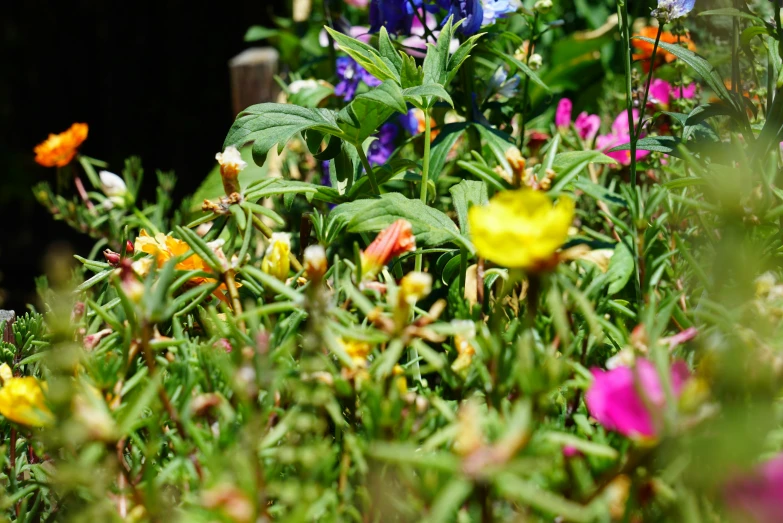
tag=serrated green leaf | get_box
[403,84,453,108]
[337,82,405,144]
[330,193,473,252]
[324,26,399,83]
[224,104,344,165]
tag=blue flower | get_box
[450,0,483,35]
[369,0,416,34]
[334,57,382,101]
[367,123,399,166]
[652,0,695,20]
[481,0,517,26]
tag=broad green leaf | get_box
[403,84,453,108]
[429,122,468,181]
[608,136,682,155]
[400,53,424,89]
[337,82,406,144]
[288,83,334,108]
[330,193,473,252]
[423,16,455,86]
[329,143,359,196]
[224,104,344,165]
[324,26,399,83]
[450,180,488,235]
[607,242,633,295]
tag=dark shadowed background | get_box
[1,0,284,312]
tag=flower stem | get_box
[225,269,246,332]
[415,110,432,272]
[356,145,380,195]
[634,24,663,140]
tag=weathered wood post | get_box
[229,47,281,116]
[0,310,14,345]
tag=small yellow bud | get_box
[303,244,327,281]
[261,233,291,281]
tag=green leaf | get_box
[403,84,453,108]
[429,123,467,181]
[698,7,763,24]
[330,193,473,252]
[329,143,358,196]
[494,474,596,522]
[607,242,634,295]
[608,136,681,155]
[378,26,403,73]
[337,82,406,144]
[423,16,455,86]
[400,53,424,89]
[474,123,515,175]
[324,26,399,83]
[549,150,616,194]
[244,26,279,42]
[424,479,473,523]
[488,47,549,92]
[288,83,334,108]
[446,33,484,86]
[224,104,344,165]
[450,180,488,235]
[633,37,738,113]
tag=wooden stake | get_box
[229,47,281,116]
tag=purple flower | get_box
[447,0,484,35]
[575,112,601,142]
[367,122,399,165]
[585,358,690,439]
[335,56,382,101]
[725,454,783,523]
[369,0,416,34]
[401,109,420,136]
[555,98,572,130]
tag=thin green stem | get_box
[356,145,380,195]
[517,13,539,149]
[415,110,432,272]
[635,25,663,140]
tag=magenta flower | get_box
[725,454,783,523]
[555,98,572,130]
[585,358,691,439]
[647,79,698,109]
[574,112,601,142]
[595,109,651,166]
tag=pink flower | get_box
[672,82,696,99]
[555,98,572,130]
[596,109,651,166]
[649,78,671,108]
[345,0,369,7]
[725,454,783,523]
[585,358,690,439]
[574,112,601,142]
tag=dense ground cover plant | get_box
[4,0,783,520]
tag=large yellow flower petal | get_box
[0,377,54,427]
[468,189,574,270]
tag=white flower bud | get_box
[99,170,127,198]
[534,0,552,14]
[528,53,543,71]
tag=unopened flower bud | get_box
[99,170,128,199]
[103,249,121,267]
[399,271,432,305]
[261,233,291,281]
[528,53,543,71]
[215,146,247,196]
[303,244,327,281]
[71,301,85,321]
[534,0,552,14]
[361,220,416,280]
[125,240,134,255]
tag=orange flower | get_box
[360,220,416,279]
[34,123,89,167]
[134,230,234,305]
[632,27,695,69]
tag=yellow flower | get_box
[262,233,291,281]
[468,189,574,271]
[0,376,54,427]
[341,339,372,367]
[34,123,89,167]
